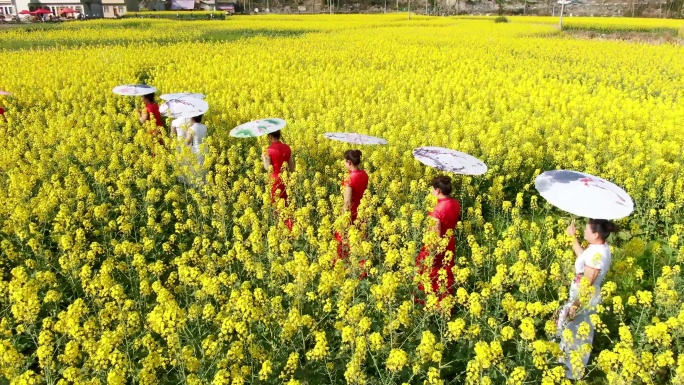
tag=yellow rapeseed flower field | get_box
[0,15,683,385]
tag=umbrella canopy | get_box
[112,84,157,96]
[159,98,209,119]
[34,9,52,14]
[60,8,77,13]
[412,146,488,175]
[19,10,32,14]
[0,90,11,96]
[230,118,286,138]
[323,132,388,145]
[160,92,205,101]
[534,170,634,220]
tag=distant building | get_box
[5,0,137,16]
[199,0,215,10]
[0,0,15,17]
[12,0,103,16]
[216,1,237,12]
[101,0,138,16]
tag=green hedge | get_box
[561,23,679,34]
[123,11,227,19]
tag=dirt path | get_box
[565,29,683,45]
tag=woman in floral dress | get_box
[557,219,616,379]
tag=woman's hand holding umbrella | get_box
[566,220,576,237]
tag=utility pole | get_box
[557,0,570,29]
[408,0,411,18]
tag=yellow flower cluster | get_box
[0,14,683,385]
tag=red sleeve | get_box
[343,173,355,188]
[430,207,445,221]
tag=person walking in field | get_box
[415,175,461,302]
[185,115,208,167]
[556,219,615,380]
[334,149,369,263]
[137,93,165,146]
[262,129,294,230]
[174,114,208,185]
[263,129,294,203]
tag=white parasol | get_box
[160,92,205,101]
[412,146,488,175]
[0,90,11,96]
[230,118,287,138]
[112,84,157,96]
[323,132,388,145]
[160,98,209,119]
[534,170,634,220]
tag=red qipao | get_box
[267,141,292,202]
[335,169,369,265]
[145,103,165,145]
[416,197,461,300]
[146,103,164,127]
[345,169,369,223]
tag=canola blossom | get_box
[0,15,683,385]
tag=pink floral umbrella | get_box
[534,170,633,220]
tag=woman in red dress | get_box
[342,150,368,225]
[262,130,294,202]
[416,175,461,301]
[136,93,164,145]
[335,150,369,265]
[262,130,294,229]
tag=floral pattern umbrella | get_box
[323,132,388,145]
[412,146,488,175]
[534,170,634,219]
[230,118,287,138]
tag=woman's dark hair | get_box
[142,93,155,103]
[432,175,452,196]
[344,150,362,166]
[192,115,203,123]
[588,219,619,241]
[268,130,282,140]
